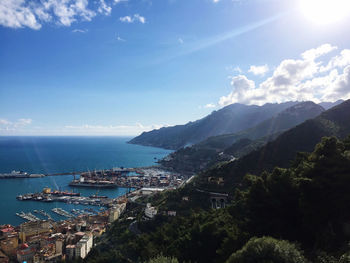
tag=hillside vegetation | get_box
[198,100,350,192]
[86,135,350,263]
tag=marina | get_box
[15,211,40,222]
[51,208,73,218]
[33,209,53,220]
[16,188,116,207]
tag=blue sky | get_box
[1,0,350,135]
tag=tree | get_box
[146,255,179,263]
[226,236,306,263]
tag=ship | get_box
[0,170,45,179]
[69,181,117,188]
[50,190,80,196]
[69,176,117,188]
[89,194,108,199]
[42,187,80,196]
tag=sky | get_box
[1,0,350,136]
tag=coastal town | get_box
[0,167,186,263]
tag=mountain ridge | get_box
[129,101,299,149]
[198,99,350,192]
[159,101,325,173]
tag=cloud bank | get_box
[219,44,350,106]
[0,0,127,29]
[0,119,168,136]
[0,118,32,131]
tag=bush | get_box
[146,255,179,263]
[226,236,306,263]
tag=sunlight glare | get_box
[300,0,350,25]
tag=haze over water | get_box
[0,136,172,225]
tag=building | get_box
[108,208,120,223]
[108,203,126,223]
[0,250,9,263]
[17,244,35,263]
[145,203,157,219]
[210,192,228,209]
[167,211,176,217]
[74,233,93,259]
[0,234,18,256]
[65,245,75,260]
[19,221,51,243]
[140,188,164,195]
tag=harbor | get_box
[16,188,116,207]
[69,167,184,189]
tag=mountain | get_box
[129,102,299,150]
[319,99,344,110]
[234,101,325,141]
[199,99,350,192]
[160,101,324,173]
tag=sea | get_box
[0,136,172,226]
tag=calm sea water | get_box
[0,136,172,225]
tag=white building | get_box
[75,233,93,259]
[108,203,126,223]
[145,203,157,219]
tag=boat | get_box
[89,195,108,199]
[50,190,80,196]
[0,171,45,179]
[69,180,117,188]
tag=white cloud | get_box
[320,49,350,72]
[0,120,167,135]
[116,35,125,41]
[0,118,32,132]
[0,0,42,29]
[119,14,145,24]
[204,103,216,108]
[226,65,242,73]
[0,0,128,30]
[219,75,262,106]
[97,0,112,15]
[218,44,350,106]
[301,43,337,60]
[72,28,87,33]
[248,64,269,76]
[119,15,132,23]
[178,38,184,44]
[62,123,168,135]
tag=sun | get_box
[300,0,350,25]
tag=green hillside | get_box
[198,100,350,192]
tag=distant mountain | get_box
[230,101,325,142]
[129,102,299,150]
[160,101,324,173]
[199,99,350,192]
[319,99,344,110]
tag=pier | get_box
[17,190,115,207]
[51,208,73,218]
[16,212,40,222]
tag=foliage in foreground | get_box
[226,236,307,263]
[146,255,179,263]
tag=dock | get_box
[51,208,73,218]
[17,191,115,207]
[16,212,40,222]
